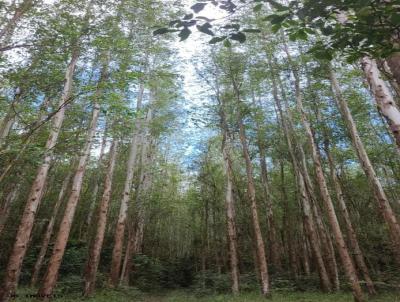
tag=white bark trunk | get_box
[361,57,400,150]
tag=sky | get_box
[170,1,227,169]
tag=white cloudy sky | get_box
[171,1,228,168]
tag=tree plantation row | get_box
[0,1,400,302]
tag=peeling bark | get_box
[329,64,400,267]
[361,57,400,150]
[83,139,119,297]
[0,47,79,302]
[38,99,101,298]
[30,169,73,287]
[284,42,364,301]
[109,84,144,287]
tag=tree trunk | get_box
[277,62,340,289]
[81,121,108,240]
[222,139,240,294]
[300,227,311,276]
[109,83,144,287]
[120,110,153,285]
[284,44,364,302]
[0,48,79,302]
[217,93,240,294]
[38,99,100,298]
[309,193,340,291]
[386,52,400,87]
[297,166,333,292]
[234,94,270,297]
[0,88,22,148]
[269,53,332,291]
[252,94,282,272]
[227,62,270,294]
[329,64,400,267]
[30,169,73,287]
[83,139,119,297]
[324,138,376,295]
[280,161,300,278]
[0,183,21,236]
[0,0,33,49]
[361,57,400,150]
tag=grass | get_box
[12,287,400,302]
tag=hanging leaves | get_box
[191,2,208,13]
[183,13,194,20]
[230,32,246,43]
[242,28,261,33]
[209,36,227,44]
[153,28,169,35]
[253,3,263,12]
[178,27,191,41]
[223,39,232,47]
[196,23,214,36]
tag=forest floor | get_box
[12,288,400,302]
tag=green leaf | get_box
[222,23,240,30]
[314,51,333,61]
[191,2,207,13]
[297,29,308,40]
[267,0,288,11]
[270,14,288,25]
[230,32,246,43]
[179,27,191,41]
[271,24,281,33]
[169,20,181,27]
[153,28,169,35]
[208,36,226,44]
[390,12,400,25]
[197,23,214,36]
[288,32,297,41]
[253,3,263,12]
[223,39,232,48]
[242,29,261,33]
[183,13,193,20]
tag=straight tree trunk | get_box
[231,83,270,298]
[109,83,144,287]
[309,192,340,291]
[0,0,34,49]
[0,183,21,236]
[300,226,311,276]
[361,57,400,150]
[284,44,364,302]
[30,169,73,287]
[222,138,240,294]
[280,161,300,278]
[0,47,79,302]
[386,52,400,87]
[323,138,376,295]
[329,64,400,267]
[269,54,332,291]
[252,94,282,272]
[0,88,22,148]
[81,122,108,240]
[120,110,153,284]
[279,87,339,288]
[38,100,101,298]
[217,94,240,294]
[83,139,119,297]
[277,70,340,289]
